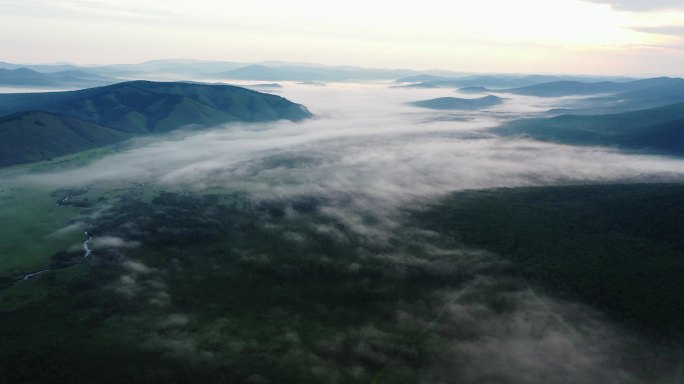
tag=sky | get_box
[1,0,684,75]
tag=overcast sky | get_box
[1,0,683,75]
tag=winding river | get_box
[21,269,49,281]
[18,231,93,282]
[83,231,93,258]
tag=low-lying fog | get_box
[11,82,684,383]
[18,82,684,215]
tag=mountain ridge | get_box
[0,81,312,166]
[494,102,684,155]
[0,67,117,88]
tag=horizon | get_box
[1,57,680,79]
[2,0,684,76]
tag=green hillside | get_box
[0,80,311,130]
[494,102,684,155]
[0,81,312,166]
[0,111,129,166]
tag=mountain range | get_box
[494,102,684,155]
[0,67,118,88]
[503,77,684,97]
[451,77,684,114]
[0,81,312,166]
[212,64,418,81]
[395,74,636,89]
[0,60,423,83]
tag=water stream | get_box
[17,231,93,282]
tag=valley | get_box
[0,77,683,383]
[4,1,684,382]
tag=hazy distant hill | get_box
[90,59,249,77]
[0,62,85,73]
[504,80,624,96]
[216,65,305,81]
[0,81,312,166]
[580,79,684,113]
[395,75,455,83]
[411,95,503,110]
[244,83,283,89]
[0,59,249,78]
[88,60,420,80]
[395,74,636,90]
[504,77,684,97]
[215,64,417,81]
[458,86,491,93]
[0,67,117,88]
[397,76,542,89]
[495,102,684,155]
[496,77,684,114]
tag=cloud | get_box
[93,236,141,249]
[427,288,642,384]
[158,313,191,329]
[114,274,139,297]
[0,0,183,21]
[386,273,674,384]
[111,259,170,307]
[17,84,684,218]
[633,25,684,37]
[583,0,684,11]
[49,221,85,237]
[122,260,152,274]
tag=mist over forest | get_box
[1,72,683,384]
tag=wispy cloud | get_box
[583,0,684,11]
[633,25,684,37]
[16,83,684,215]
[0,0,182,21]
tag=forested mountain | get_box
[0,81,312,166]
[495,102,684,155]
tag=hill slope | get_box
[0,67,116,88]
[0,112,128,166]
[411,95,503,110]
[0,80,311,131]
[494,102,684,155]
[0,81,312,166]
[504,77,684,97]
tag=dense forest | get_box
[0,191,481,383]
[419,183,684,338]
[2,184,683,383]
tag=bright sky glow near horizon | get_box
[1,0,684,75]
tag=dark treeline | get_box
[418,183,684,339]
